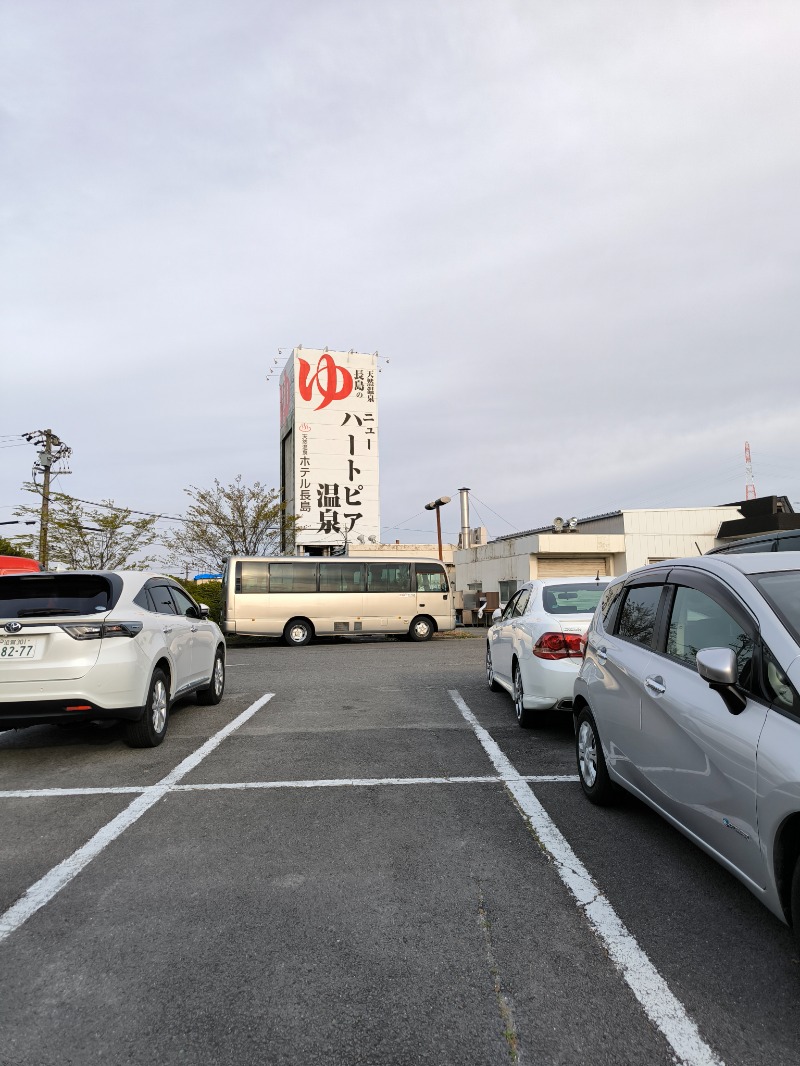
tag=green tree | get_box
[163,475,296,573]
[0,536,35,559]
[16,489,160,570]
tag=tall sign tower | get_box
[280,348,380,553]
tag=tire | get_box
[125,668,170,748]
[197,647,225,705]
[486,645,501,691]
[284,618,313,647]
[409,616,434,642]
[576,707,617,805]
[790,857,800,948]
[513,662,535,728]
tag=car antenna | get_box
[595,570,600,582]
[694,541,702,555]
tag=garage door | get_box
[536,557,608,578]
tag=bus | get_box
[221,556,455,645]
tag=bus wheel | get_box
[284,618,313,647]
[409,616,434,642]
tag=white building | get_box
[454,505,743,602]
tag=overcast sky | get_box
[2,1,799,550]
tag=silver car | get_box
[574,552,800,939]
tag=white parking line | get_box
[0,693,274,946]
[0,774,580,799]
[448,689,724,1066]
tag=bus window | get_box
[415,563,448,593]
[269,562,317,593]
[319,562,365,593]
[236,561,269,594]
[366,563,411,593]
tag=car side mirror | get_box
[198,603,210,618]
[697,647,747,714]
[491,608,502,623]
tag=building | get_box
[454,504,748,603]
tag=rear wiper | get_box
[16,608,84,617]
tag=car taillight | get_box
[59,621,143,640]
[532,632,584,660]
[579,630,589,658]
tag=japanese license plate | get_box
[0,636,42,660]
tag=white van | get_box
[221,556,455,646]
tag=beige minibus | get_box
[221,556,455,646]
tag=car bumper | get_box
[0,699,143,728]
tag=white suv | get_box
[0,570,226,747]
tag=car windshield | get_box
[0,574,116,619]
[541,582,609,615]
[750,571,800,644]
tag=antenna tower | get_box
[744,441,757,500]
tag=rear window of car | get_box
[541,583,608,615]
[750,571,800,644]
[0,574,118,618]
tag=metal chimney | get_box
[459,487,471,549]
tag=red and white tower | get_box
[744,441,757,500]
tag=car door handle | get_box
[645,675,666,695]
[190,625,199,632]
[597,645,607,664]
[162,626,173,635]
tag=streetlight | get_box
[424,496,451,561]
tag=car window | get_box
[542,582,608,615]
[718,538,775,554]
[0,574,116,618]
[749,571,800,645]
[777,534,800,552]
[415,563,448,593]
[761,645,799,715]
[150,584,178,615]
[170,586,199,617]
[501,590,522,621]
[600,582,625,629]
[616,585,662,647]
[366,563,411,593]
[512,588,531,617]
[666,585,754,687]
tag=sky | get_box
[2,0,799,552]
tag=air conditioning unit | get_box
[471,526,487,546]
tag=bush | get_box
[175,578,223,625]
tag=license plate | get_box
[0,636,42,660]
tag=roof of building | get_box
[493,511,623,542]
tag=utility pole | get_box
[23,429,71,568]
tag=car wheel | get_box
[197,647,225,705]
[486,645,501,691]
[790,856,800,948]
[513,662,534,728]
[125,668,170,748]
[284,618,313,647]
[576,707,617,805]
[409,615,434,642]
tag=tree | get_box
[162,476,296,573]
[0,536,35,559]
[15,488,160,570]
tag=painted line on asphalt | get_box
[0,774,580,799]
[0,693,274,946]
[448,689,724,1066]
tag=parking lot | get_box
[2,633,800,1066]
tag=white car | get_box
[0,570,226,747]
[485,577,609,726]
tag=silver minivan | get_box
[574,552,800,940]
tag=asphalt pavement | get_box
[1,632,798,1066]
